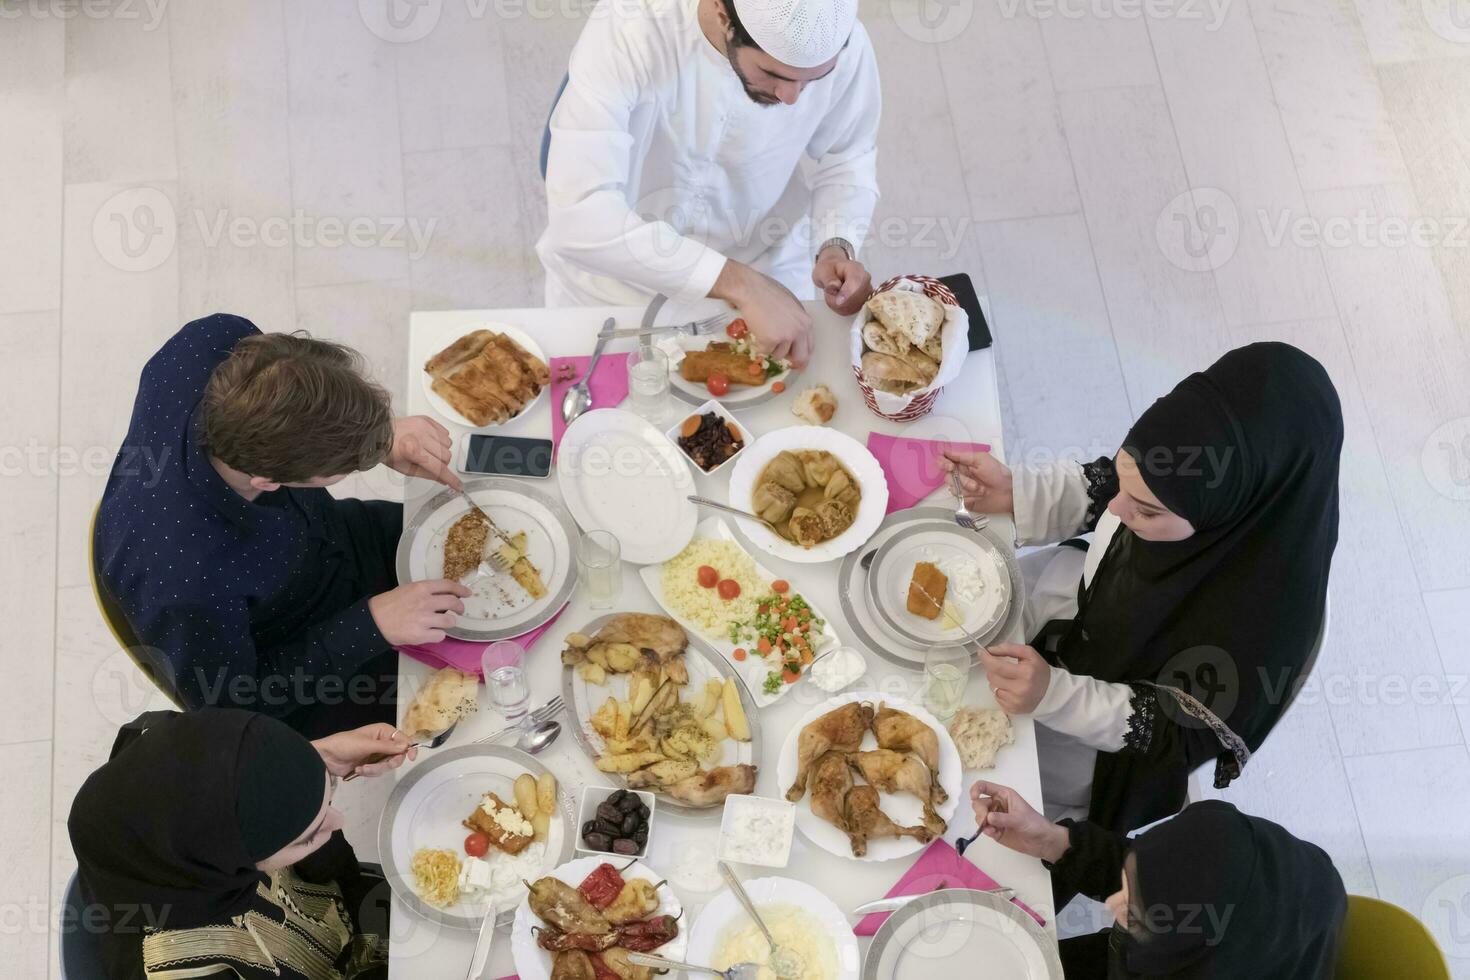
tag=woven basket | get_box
[852,274,962,422]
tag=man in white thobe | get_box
[537,0,880,365]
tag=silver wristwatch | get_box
[816,236,855,262]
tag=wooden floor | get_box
[3,0,1468,974]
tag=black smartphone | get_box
[462,434,553,479]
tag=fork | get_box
[343,722,460,782]
[949,469,988,532]
[472,696,565,744]
[457,490,514,579]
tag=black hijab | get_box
[1059,343,1341,799]
[68,709,328,979]
[1115,801,1345,978]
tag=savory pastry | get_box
[679,343,766,386]
[424,329,549,426]
[791,384,837,425]
[462,792,535,855]
[866,289,945,349]
[443,509,491,581]
[400,667,478,741]
[906,561,948,619]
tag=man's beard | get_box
[727,46,779,106]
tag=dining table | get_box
[376,295,1059,978]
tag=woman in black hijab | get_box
[969,781,1347,979]
[943,343,1342,833]
[68,709,414,979]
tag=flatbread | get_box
[866,289,945,348]
[861,318,910,357]
[861,351,927,394]
[402,668,479,741]
[948,706,1014,770]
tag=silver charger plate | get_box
[866,520,1013,648]
[837,507,1024,670]
[377,744,575,931]
[862,888,1063,980]
[560,613,762,816]
[396,478,578,642]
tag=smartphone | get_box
[462,434,553,479]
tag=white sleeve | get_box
[1032,666,1134,752]
[1012,460,1091,547]
[803,25,880,253]
[542,12,728,303]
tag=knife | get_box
[852,886,1014,916]
[595,315,729,341]
[465,908,496,979]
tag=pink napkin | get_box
[395,607,565,674]
[853,838,1044,935]
[550,353,632,449]
[867,434,991,514]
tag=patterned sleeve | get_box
[1121,683,1248,789]
[1079,456,1118,533]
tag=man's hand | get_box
[981,643,1052,714]
[812,246,872,315]
[970,781,1070,862]
[389,415,462,490]
[368,580,472,645]
[712,259,814,367]
[314,723,417,778]
[939,450,1014,516]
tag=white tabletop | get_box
[380,298,1056,978]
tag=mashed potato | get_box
[715,904,837,980]
[660,538,769,638]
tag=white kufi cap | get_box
[733,0,859,69]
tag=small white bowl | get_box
[665,399,752,476]
[575,787,656,860]
[717,794,796,868]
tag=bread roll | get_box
[866,289,945,348]
[792,384,838,425]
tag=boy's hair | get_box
[200,332,394,484]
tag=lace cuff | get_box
[1080,456,1118,533]
[1122,684,1158,753]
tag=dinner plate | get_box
[639,516,841,708]
[420,322,549,428]
[397,478,577,641]
[510,855,687,980]
[687,876,861,979]
[556,408,698,565]
[659,331,803,410]
[776,691,962,862]
[866,521,1013,647]
[377,745,573,931]
[837,508,1024,671]
[725,426,888,564]
[561,612,762,816]
[862,888,1063,979]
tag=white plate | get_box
[661,332,801,410]
[640,516,841,707]
[687,876,861,979]
[511,856,687,980]
[420,323,549,428]
[561,613,762,816]
[377,745,573,930]
[862,889,1062,979]
[867,521,1013,647]
[726,426,888,564]
[557,408,698,565]
[397,479,577,641]
[776,691,962,862]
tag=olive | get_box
[597,818,623,836]
[608,789,627,806]
[581,820,598,837]
[616,794,641,813]
[635,802,650,819]
[583,831,613,852]
[620,812,640,836]
[597,802,624,824]
[633,826,649,845]
[612,837,640,855]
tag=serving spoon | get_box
[719,860,805,979]
[626,952,759,980]
[687,495,782,536]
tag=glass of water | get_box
[923,646,971,723]
[577,529,623,610]
[481,641,530,727]
[626,345,670,424]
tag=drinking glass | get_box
[626,345,670,424]
[577,529,623,610]
[481,641,530,727]
[923,646,970,723]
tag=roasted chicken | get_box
[848,749,947,836]
[873,702,947,805]
[786,701,874,802]
[650,764,756,806]
[808,750,856,847]
[845,784,935,857]
[562,614,690,686]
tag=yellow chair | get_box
[1336,895,1451,979]
[88,503,184,709]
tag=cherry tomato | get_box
[771,381,786,394]
[464,832,490,857]
[717,578,741,600]
[772,580,790,594]
[697,565,719,588]
[747,360,765,378]
[733,647,747,661]
[707,372,730,397]
[726,318,749,339]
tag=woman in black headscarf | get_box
[969,782,1347,978]
[942,343,1342,833]
[68,709,414,979]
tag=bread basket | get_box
[850,275,969,422]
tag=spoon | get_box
[718,861,805,979]
[626,952,759,980]
[687,495,782,536]
[517,719,561,754]
[560,318,617,426]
